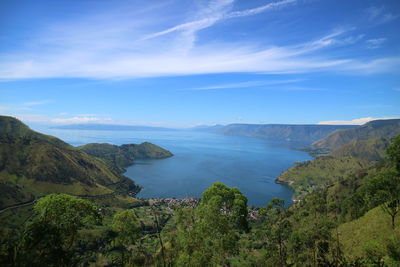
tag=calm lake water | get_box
[32,127,312,207]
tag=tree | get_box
[366,169,400,229]
[174,182,249,266]
[110,209,142,265]
[19,194,100,266]
[112,210,141,247]
[260,198,292,267]
[365,136,400,229]
[387,135,400,171]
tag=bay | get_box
[32,127,312,207]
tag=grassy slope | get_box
[277,156,371,198]
[330,138,391,161]
[338,206,400,259]
[78,142,173,172]
[277,137,392,199]
[313,119,400,149]
[0,116,138,209]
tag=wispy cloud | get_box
[366,38,386,49]
[365,6,399,25]
[143,0,296,41]
[50,116,112,124]
[22,100,51,107]
[0,0,399,80]
[355,104,392,109]
[318,117,399,125]
[190,79,303,90]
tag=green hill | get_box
[276,156,372,199]
[313,119,400,149]
[330,138,391,161]
[0,116,139,209]
[77,142,173,172]
[277,137,393,199]
[337,207,400,260]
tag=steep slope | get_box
[0,116,138,209]
[77,142,173,172]
[313,119,400,149]
[330,138,391,161]
[337,207,400,260]
[215,124,356,143]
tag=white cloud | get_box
[190,79,303,90]
[318,117,399,125]
[22,101,51,107]
[0,1,398,80]
[50,116,112,124]
[143,0,295,41]
[366,38,386,49]
[7,113,112,124]
[365,6,399,25]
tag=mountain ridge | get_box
[0,116,170,209]
[313,119,400,149]
[212,123,357,143]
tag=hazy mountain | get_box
[213,123,356,143]
[313,119,400,149]
[51,123,176,131]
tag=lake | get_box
[32,127,312,206]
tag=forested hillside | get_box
[1,117,399,266]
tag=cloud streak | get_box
[318,117,399,125]
[0,0,399,80]
[190,79,303,90]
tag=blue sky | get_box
[1,0,399,127]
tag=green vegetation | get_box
[330,137,391,161]
[78,142,173,173]
[0,116,140,209]
[277,137,394,199]
[313,119,400,149]
[277,156,371,199]
[1,117,400,266]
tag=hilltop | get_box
[313,119,400,149]
[0,116,170,210]
[277,119,400,199]
[78,142,173,172]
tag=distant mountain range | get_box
[51,123,176,131]
[210,123,357,143]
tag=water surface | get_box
[33,127,311,206]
